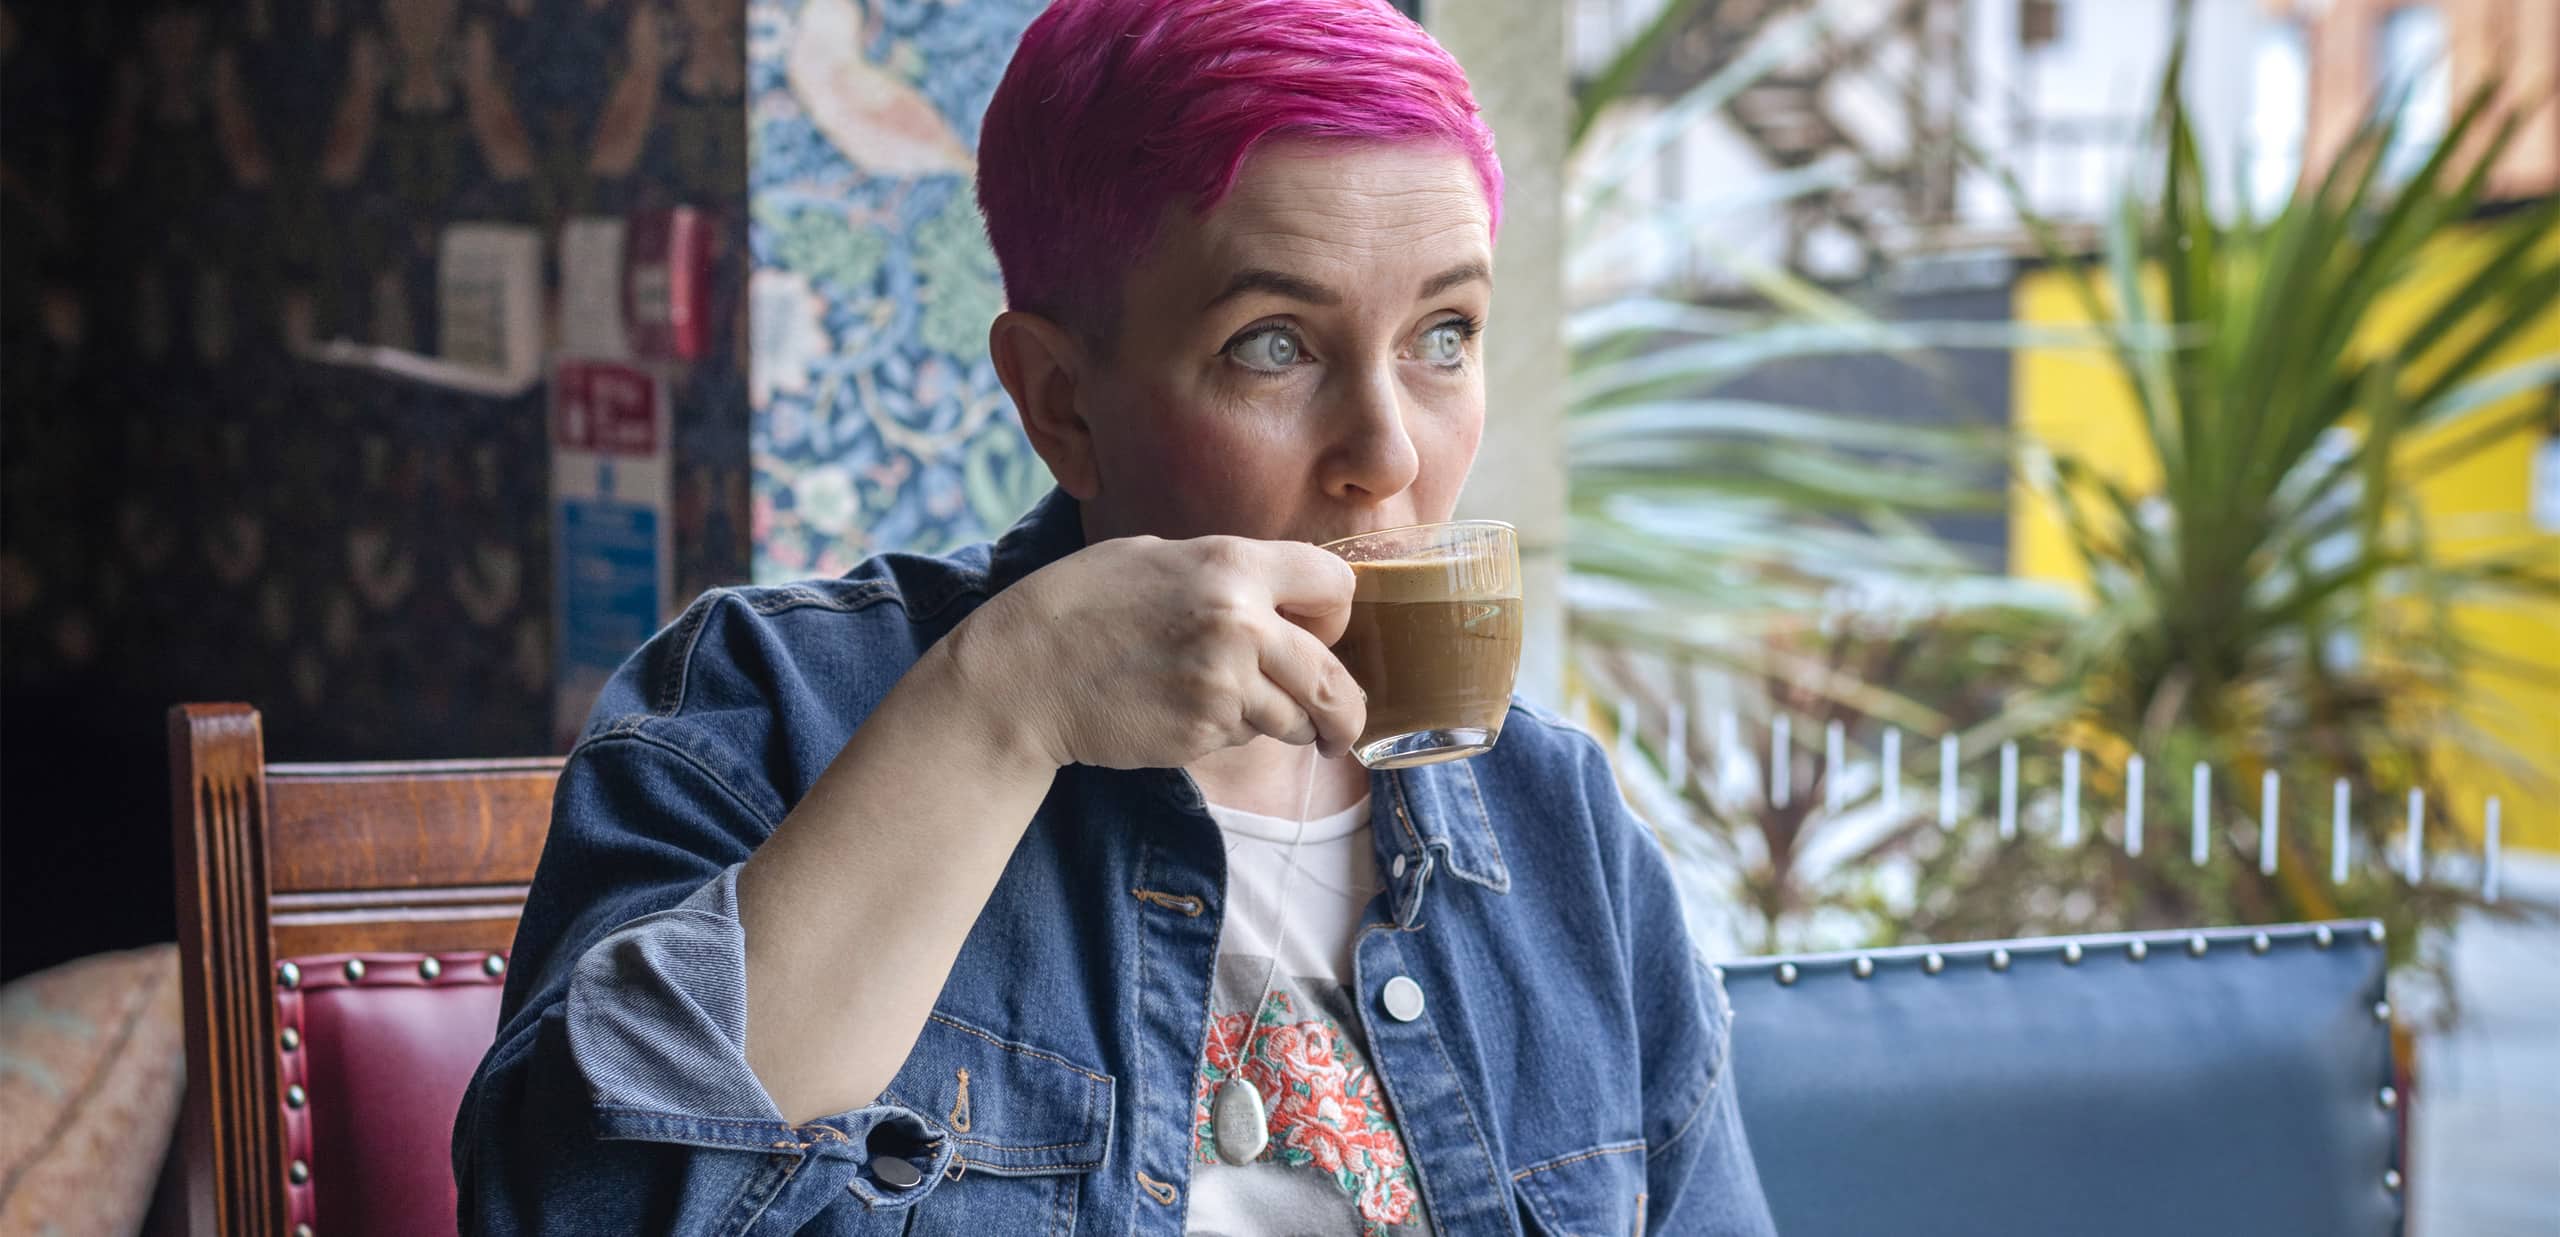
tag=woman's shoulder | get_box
[1456,700,1632,853]
[1483,698,1616,785]
[571,539,1005,760]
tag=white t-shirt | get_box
[1184,796,1438,1237]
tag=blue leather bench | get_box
[1726,922,2402,1236]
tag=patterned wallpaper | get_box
[2,0,1070,977]
[0,0,749,766]
[745,0,1052,580]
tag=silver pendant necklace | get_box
[1211,745,1321,1167]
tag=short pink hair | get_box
[976,0,1503,329]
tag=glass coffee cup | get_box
[1320,521,1523,769]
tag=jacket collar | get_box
[1374,757,1513,927]
[986,488,1087,595]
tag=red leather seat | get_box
[276,953,509,1237]
[169,705,558,1237]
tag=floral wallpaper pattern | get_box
[746,0,1052,581]
[0,0,748,762]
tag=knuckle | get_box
[1195,536,1249,572]
[1311,660,1354,712]
[1191,595,1256,639]
[1304,672,1337,712]
[1175,663,1228,704]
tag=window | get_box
[2248,22,2309,211]
[2376,5,2450,183]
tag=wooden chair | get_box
[168,703,561,1237]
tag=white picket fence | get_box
[1609,701,2510,904]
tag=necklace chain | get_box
[1238,744,1321,1073]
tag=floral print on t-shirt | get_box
[1190,990,1425,1234]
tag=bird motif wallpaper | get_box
[745,0,1052,580]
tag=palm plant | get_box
[1565,20,2560,983]
[1991,53,2560,999]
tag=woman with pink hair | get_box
[457,3,1772,1233]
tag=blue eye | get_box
[1423,321,1464,366]
[1227,327,1304,373]
[1420,321,1470,367]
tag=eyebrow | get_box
[1417,261,1491,299]
[1203,260,1493,312]
[1205,269,1341,310]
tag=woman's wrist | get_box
[912,601,1072,778]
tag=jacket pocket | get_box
[878,1011,1115,1235]
[1511,1141,1648,1237]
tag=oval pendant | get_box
[1211,1078,1269,1165]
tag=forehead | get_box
[1159,141,1492,290]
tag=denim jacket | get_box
[453,490,1774,1236]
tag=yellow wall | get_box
[2010,228,2560,852]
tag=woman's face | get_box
[1070,140,1494,547]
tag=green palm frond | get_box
[1565,24,2558,970]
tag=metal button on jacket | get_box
[1380,975,1426,1022]
[871,1155,923,1189]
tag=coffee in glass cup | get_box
[1321,521,1523,769]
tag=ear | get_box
[989,309,1101,500]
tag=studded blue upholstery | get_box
[1725,922,2402,1237]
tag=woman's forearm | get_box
[733,636,1061,1124]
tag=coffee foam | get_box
[1348,556,1518,603]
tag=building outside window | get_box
[2375,4,2449,183]
[2248,21,2309,211]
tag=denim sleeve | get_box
[453,732,952,1236]
[1582,742,1778,1237]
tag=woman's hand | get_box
[943,534,1367,770]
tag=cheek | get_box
[1114,387,1256,476]
[1410,382,1486,506]
[1098,380,1302,522]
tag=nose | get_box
[1321,361,1420,505]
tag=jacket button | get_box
[871,1156,923,1189]
[1380,976,1426,1022]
